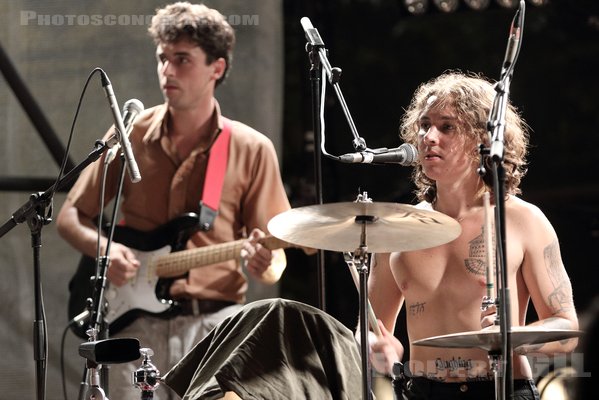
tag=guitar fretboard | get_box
[153,236,289,278]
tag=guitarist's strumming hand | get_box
[105,242,141,287]
[241,228,287,285]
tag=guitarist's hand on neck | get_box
[241,228,287,285]
[104,242,141,287]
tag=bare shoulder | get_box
[506,195,549,222]
[506,195,557,240]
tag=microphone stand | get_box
[479,2,525,399]
[301,18,369,311]
[304,25,327,311]
[77,153,128,400]
[301,18,372,400]
[0,137,118,400]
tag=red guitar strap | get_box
[199,117,232,231]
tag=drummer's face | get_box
[417,102,475,183]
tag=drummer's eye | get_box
[442,124,456,133]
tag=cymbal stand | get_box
[346,194,378,400]
[344,253,382,338]
[350,244,373,400]
[488,351,503,400]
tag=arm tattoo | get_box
[544,240,574,314]
[408,302,426,317]
[464,232,486,276]
[545,240,565,287]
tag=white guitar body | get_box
[67,211,293,339]
[104,245,173,324]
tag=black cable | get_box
[60,323,71,400]
[54,66,105,400]
[47,67,104,221]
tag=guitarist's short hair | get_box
[148,2,235,87]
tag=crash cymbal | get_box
[412,325,583,352]
[267,202,461,253]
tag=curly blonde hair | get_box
[148,2,235,86]
[400,71,529,202]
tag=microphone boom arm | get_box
[301,17,367,157]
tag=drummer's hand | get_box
[480,303,497,329]
[356,320,404,375]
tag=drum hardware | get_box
[267,196,461,254]
[413,326,583,400]
[412,326,583,353]
[481,192,496,313]
[133,348,161,400]
[269,191,461,400]
[77,335,141,400]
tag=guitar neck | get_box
[154,235,290,278]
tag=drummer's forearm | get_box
[517,316,579,355]
[516,338,578,355]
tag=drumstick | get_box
[483,192,495,300]
[345,255,382,337]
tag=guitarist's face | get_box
[156,38,226,110]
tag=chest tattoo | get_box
[464,232,487,276]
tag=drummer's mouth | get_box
[424,152,442,160]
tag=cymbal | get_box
[267,202,461,253]
[412,325,583,352]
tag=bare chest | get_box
[392,218,523,307]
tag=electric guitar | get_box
[67,213,294,338]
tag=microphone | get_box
[338,143,417,166]
[500,2,524,79]
[105,99,144,164]
[100,71,142,182]
[300,17,324,47]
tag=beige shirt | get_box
[67,102,290,303]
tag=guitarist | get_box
[56,3,291,399]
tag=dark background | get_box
[278,0,599,341]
